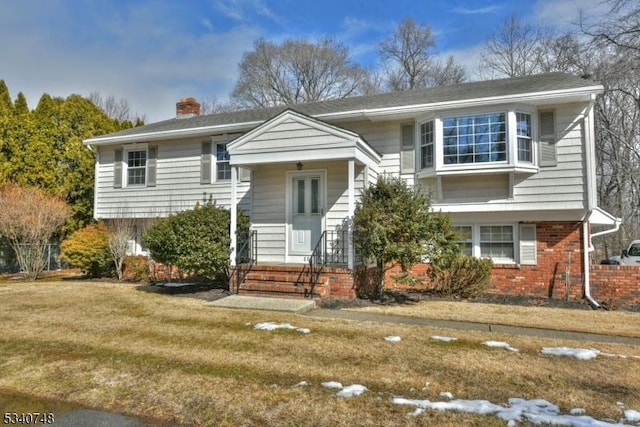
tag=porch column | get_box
[230,165,238,266]
[347,159,355,270]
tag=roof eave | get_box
[84,84,604,146]
[83,121,264,146]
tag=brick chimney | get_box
[176,97,201,118]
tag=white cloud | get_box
[452,5,502,14]
[0,1,260,121]
[213,0,283,25]
[533,0,610,28]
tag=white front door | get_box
[289,174,323,261]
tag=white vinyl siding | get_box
[251,164,287,263]
[249,161,365,263]
[95,139,250,218]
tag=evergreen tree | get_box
[0,81,141,236]
[13,92,29,115]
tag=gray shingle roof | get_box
[87,73,601,143]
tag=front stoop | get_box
[236,264,355,301]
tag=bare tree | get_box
[89,92,145,123]
[106,217,136,281]
[584,1,640,257]
[426,56,466,87]
[199,97,241,115]
[478,13,546,78]
[231,38,375,108]
[582,0,640,58]
[0,184,69,279]
[378,18,466,90]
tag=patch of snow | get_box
[625,409,640,422]
[321,381,343,389]
[337,384,368,397]
[394,396,633,426]
[431,335,457,342]
[293,381,309,387]
[385,336,401,343]
[483,341,519,352]
[440,391,454,400]
[254,322,310,334]
[541,347,600,360]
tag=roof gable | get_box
[228,109,362,154]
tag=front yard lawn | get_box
[0,281,639,426]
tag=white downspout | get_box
[584,215,622,309]
[581,95,601,309]
[582,91,624,307]
[583,219,600,309]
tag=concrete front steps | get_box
[235,264,355,300]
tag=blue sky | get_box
[0,0,605,122]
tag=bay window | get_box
[418,109,537,174]
[516,112,532,162]
[442,113,506,164]
[420,121,434,168]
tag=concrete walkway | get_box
[308,309,640,346]
[208,295,316,313]
[207,295,640,345]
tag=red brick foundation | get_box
[148,220,640,307]
[350,222,639,308]
[590,265,640,308]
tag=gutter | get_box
[84,85,604,147]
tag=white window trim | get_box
[124,143,148,188]
[214,140,231,183]
[417,106,540,177]
[455,223,521,264]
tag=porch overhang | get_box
[227,109,381,169]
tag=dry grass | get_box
[0,281,639,426]
[346,300,640,338]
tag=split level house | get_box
[84,72,621,301]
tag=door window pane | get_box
[296,179,305,214]
[311,178,319,214]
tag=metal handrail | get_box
[309,230,327,291]
[234,230,256,293]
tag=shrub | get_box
[354,175,461,299]
[430,255,493,299]
[0,184,70,279]
[60,223,112,277]
[143,202,249,281]
[122,255,149,282]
